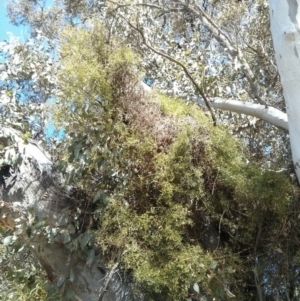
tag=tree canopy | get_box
[1,1,300,301]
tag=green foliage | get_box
[2,1,300,300]
[53,23,142,188]
[0,243,61,301]
[51,24,299,301]
[95,95,296,300]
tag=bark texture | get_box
[0,126,132,301]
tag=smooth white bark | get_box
[195,97,288,131]
[142,82,289,131]
[269,0,300,182]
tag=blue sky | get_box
[0,2,28,41]
[0,1,63,139]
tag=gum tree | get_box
[1,1,300,301]
[269,0,300,182]
[103,0,296,175]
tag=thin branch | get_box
[120,16,217,125]
[136,0,267,105]
[283,276,291,301]
[98,262,119,301]
[211,167,219,195]
[108,0,161,10]
[253,266,265,301]
[181,0,267,105]
[214,208,225,252]
[254,220,263,255]
[253,220,264,301]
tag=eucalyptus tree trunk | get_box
[269,0,300,182]
[0,126,132,301]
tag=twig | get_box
[253,266,264,301]
[119,16,217,126]
[253,220,264,301]
[211,167,219,195]
[215,209,226,252]
[98,262,119,301]
[125,0,267,105]
[108,0,161,10]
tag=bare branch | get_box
[98,262,119,301]
[195,96,288,131]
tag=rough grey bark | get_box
[0,126,133,301]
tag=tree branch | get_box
[98,262,120,301]
[120,16,217,126]
[253,266,265,301]
[194,96,288,131]
[120,0,268,105]
[174,0,268,105]
[142,82,288,131]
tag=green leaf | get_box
[86,249,95,267]
[193,283,200,294]
[78,232,92,250]
[67,223,76,234]
[3,235,14,245]
[68,154,75,163]
[66,288,75,300]
[56,275,66,288]
[209,260,218,270]
[58,214,68,226]
[62,232,71,244]
[93,190,107,203]
[74,143,82,159]
[227,266,235,274]
[69,268,75,282]
[66,165,75,184]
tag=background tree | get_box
[102,0,292,171]
[8,0,291,176]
